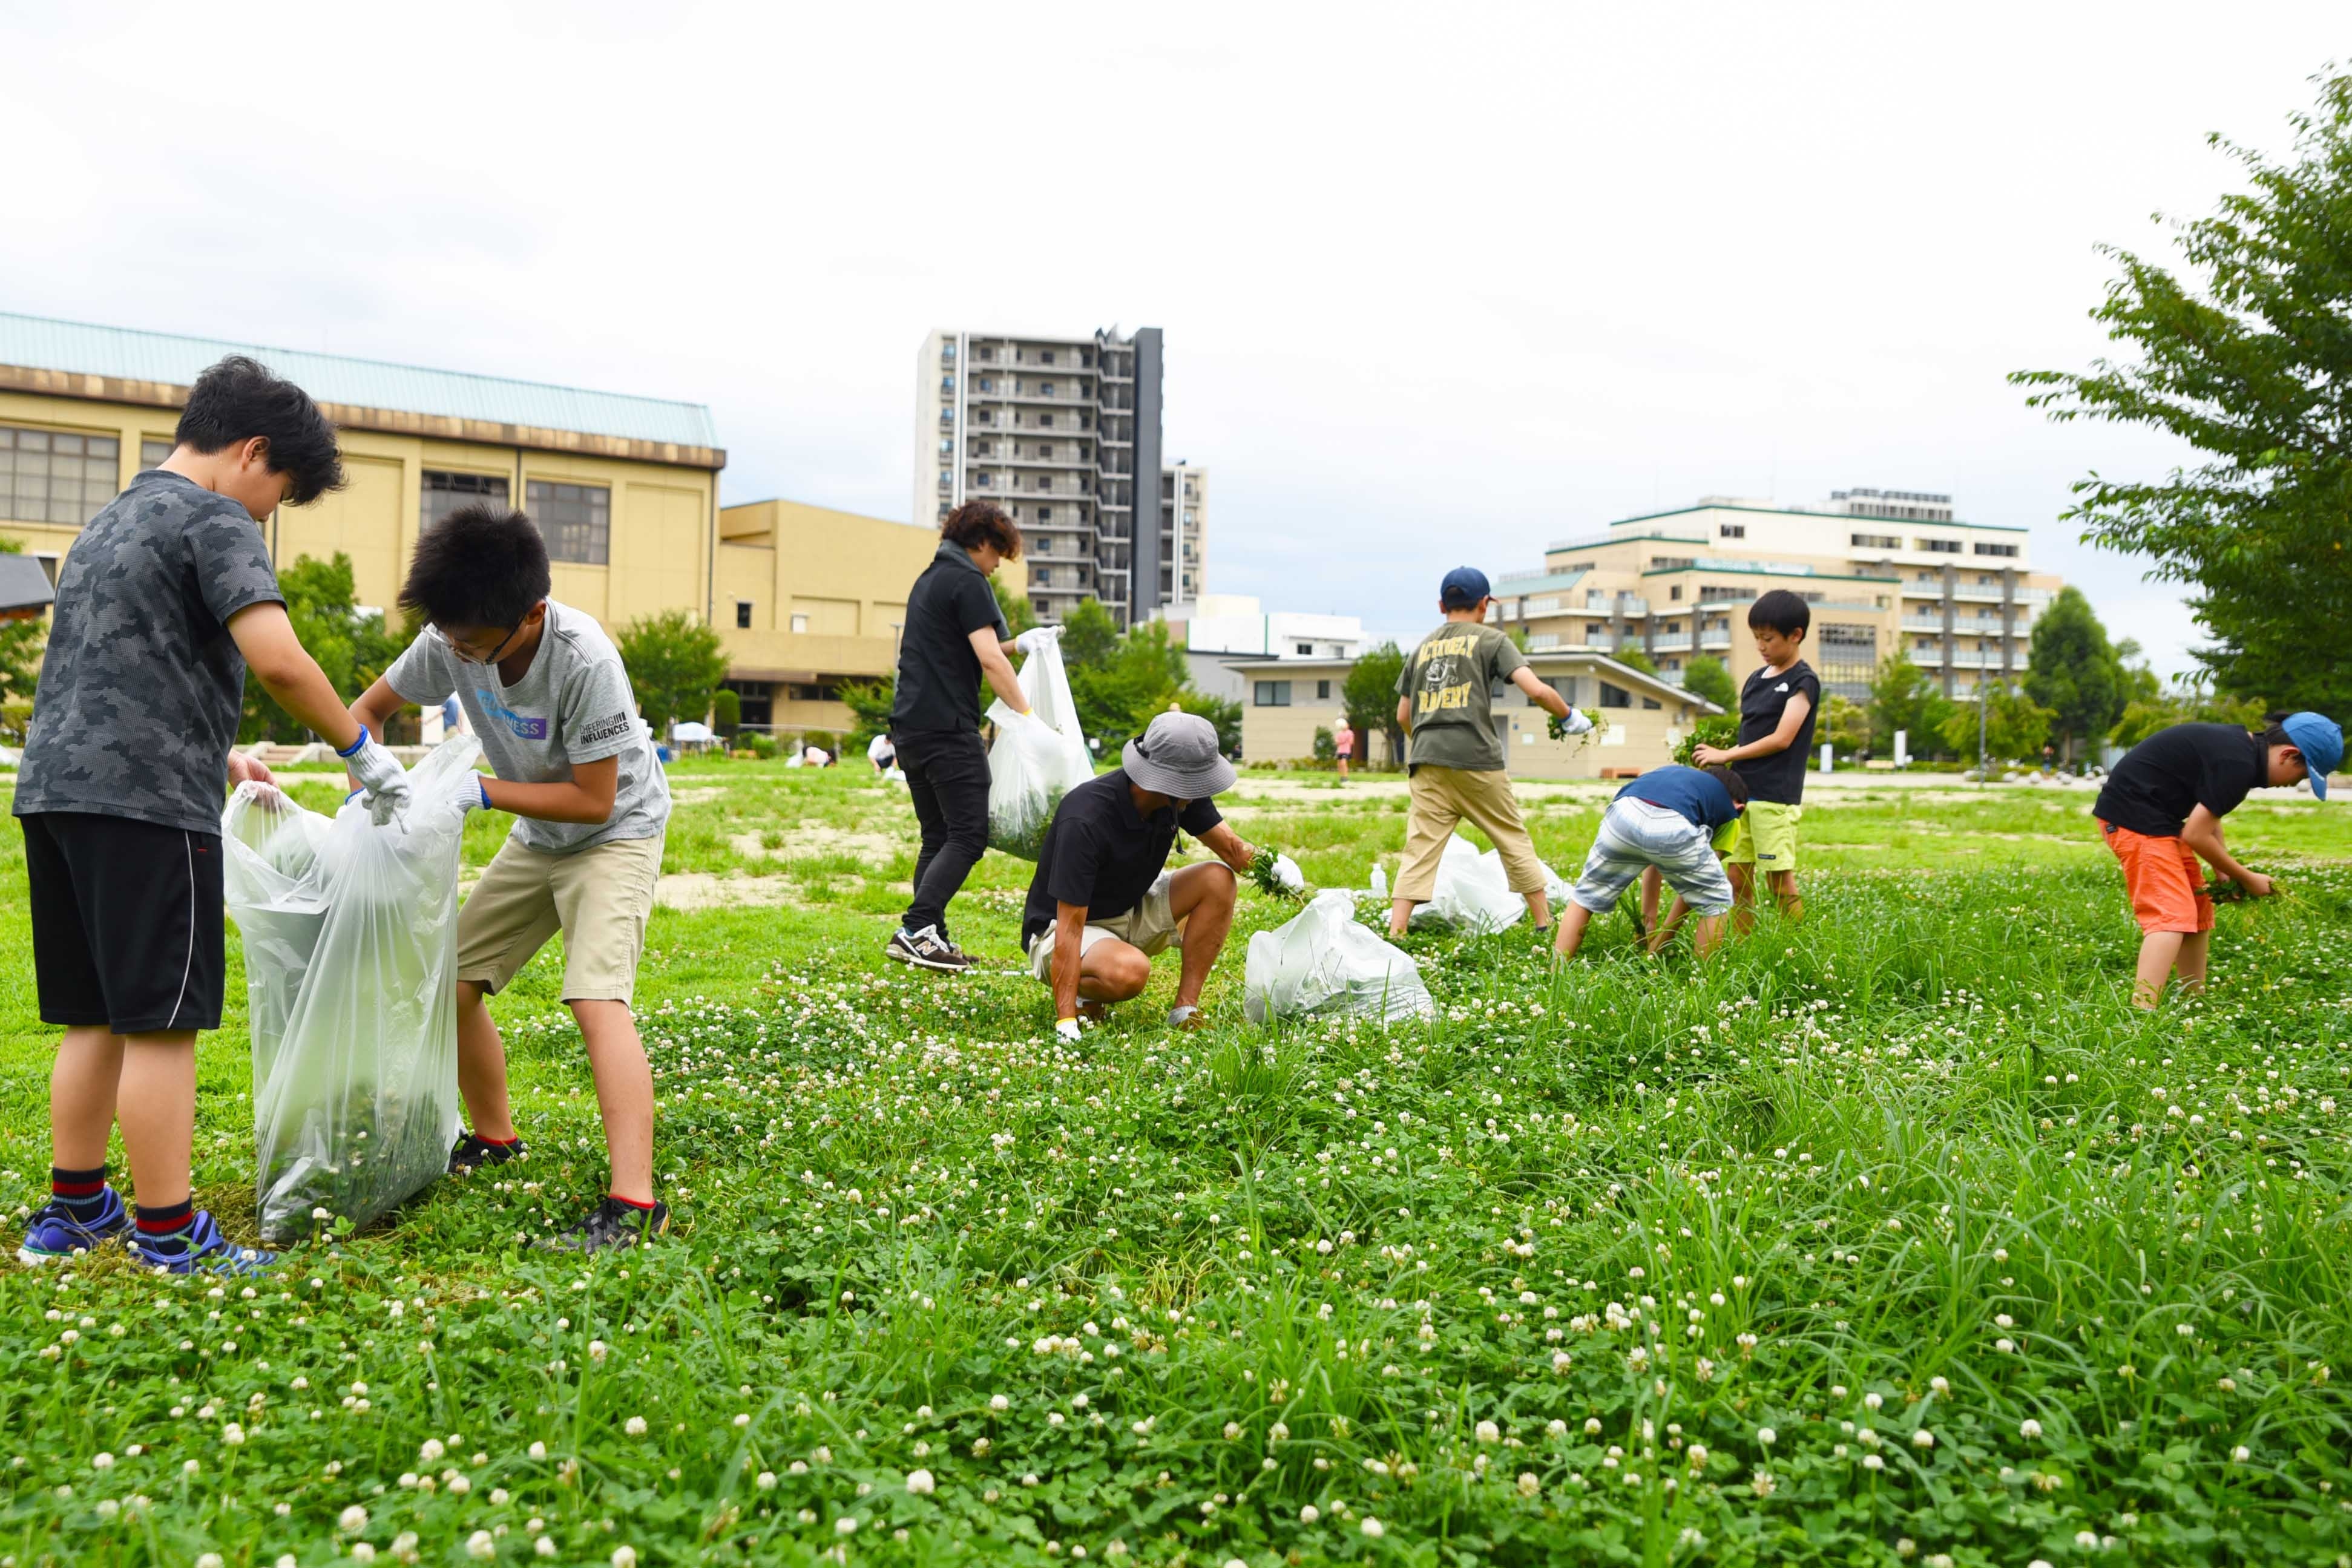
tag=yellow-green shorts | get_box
[1718,800,1801,872]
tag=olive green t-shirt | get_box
[1396,620,1529,773]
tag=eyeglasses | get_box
[442,623,525,666]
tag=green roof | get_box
[1491,569,1587,595]
[1586,502,2028,536]
[0,310,718,450]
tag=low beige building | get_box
[1233,651,1721,779]
[716,497,1026,735]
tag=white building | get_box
[915,326,1200,629]
[1161,594,1366,703]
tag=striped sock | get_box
[135,1198,196,1253]
[51,1165,108,1222]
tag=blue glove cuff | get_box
[479,778,492,809]
[335,727,370,759]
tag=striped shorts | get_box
[1569,798,1736,918]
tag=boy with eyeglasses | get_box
[347,504,672,1252]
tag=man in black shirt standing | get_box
[1023,712,1269,1038]
[2092,713,2339,1007]
[887,500,1053,972]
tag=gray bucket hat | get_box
[1122,710,1237,799]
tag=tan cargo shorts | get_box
[457,833,664,1006]
[1027,873,1181,982]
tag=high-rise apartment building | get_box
[915,326,1197,627]
[1490,491,2063,703]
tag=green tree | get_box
[1681,655,1736,710]
[1821,694,1872,758]
[2023,586,2125,761]
[1939,681,2056,764]
[1057,597,1121,671]
[0,538,44,717]
[617,608,728,736]
[1344,641,1407,769]
[837,677,895,746]
[1613,645,1660,677]
[2012,68,2352,710]
[241,553,405,743]
[1868,652,1937,755]
[2112,638,2164,706]
[711,687,741,742]
[1171,687,1243,756]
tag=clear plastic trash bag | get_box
[223,737,480,1242]
[1245,889,1434,1026]
[985,638,1094,859]
[1479,844,1573,905]
[1408,833,1527,933]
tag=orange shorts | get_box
[2100,819,2213,934]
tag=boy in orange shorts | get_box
[2092,712,2339,1007]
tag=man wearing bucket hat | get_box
[1020,710,1284,1038]
[2092,709,2342,1008]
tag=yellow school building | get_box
[0,312,724,642]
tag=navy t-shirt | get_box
[1615,765,1740,834]
[892,542,1011,735]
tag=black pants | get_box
[896,727,991,937]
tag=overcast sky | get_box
[8,2,2343,677]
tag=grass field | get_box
[2,759,2349,1567]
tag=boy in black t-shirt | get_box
[2092,713,2340,1007]
[1693,589,1819,930]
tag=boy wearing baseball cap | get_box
[1387,567,1582,939]
[2092,710,2341,1008]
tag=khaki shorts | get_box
[1028,873,1181,982]
[1719,799,1801,871]
[1396,765,1545,902]
[458,833,663,1006]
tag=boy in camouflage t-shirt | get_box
[15,356,410,1276]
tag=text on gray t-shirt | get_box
[386,599,669,855]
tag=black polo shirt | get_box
[1021,768,1223,948]
[2095,722,2265,838]
[892,541,1011,735]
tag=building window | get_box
[1973,542,2020,557]
[1850,532,1900,549]
[1317,680,1331,700]
[1037,506,1052,523]
[1039,382,1055,396]
[1718,523,1745,538]
[1035,568,1052,586]
[423,470,511,531]
[140,437,173,468]
[1669,586,1683,601]
[1917,538,1962,554]
[1643,697,1663,709]
[1254,680,1292,707]
[1039,413,1054,428]
[1817,622,1879,701]
[525,480,609,565]
[735,600,752,629]
[1598,681,1631,709]
[2,425,120,526]
[1295,641,1313,655]
[790,613,809,634]
[1039,350,1055,366]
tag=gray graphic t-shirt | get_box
[386,599,669,855]
[15,470,284,834]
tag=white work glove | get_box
[1055,1017,1083,1045]
[457,775,490,813]
[1014,626,1062,657]
[1555,707,1595,738]
[338,727,413,826]
[1273,853,1305,893]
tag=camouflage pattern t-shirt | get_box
[14,470,284,835]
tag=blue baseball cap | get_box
[2280,712,2343,800]
[1439,566,1491,609]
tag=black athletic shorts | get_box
[19,811,226,1034]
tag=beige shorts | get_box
[1027,873,1181,982]
[457,833,663,1006]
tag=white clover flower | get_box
[732,1413,751,1429]
[92,1452,114,1470]
[466,1530,495,1560]
[2019,1419,2043,1440]
[199,1556,226,1568]
[1361,1517,1385,1538]
[528,1442,547,1460]
[420,1438,445,1463]
[1476,1420,1501,1443]
[2232,1445,2251,1463]
[835,1517,859,1536]
[1300,1505,1320,1523]
[990,1394,1010,1411]
[1517,1467,1541,1494]
[625,1416,648,1437]
[1757,1427,1777,1446]
[908,1468,936,1495]
[757,1471,777,1490]
[611,1550,638,1568]
[341,1505,369,1532]
[534,1544,555,1562]
[352,1549,378,1566]
[1913,1429,1936,1449]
